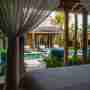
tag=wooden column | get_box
[27,33,33,48]
[64,9,69,65]
[74,13,78,57]
[49,33,53,48]
[50,33,53,48]
[48,33,50,48]
[32,32,36,48]
[82,9,88,64]
[6,34,20,90]
[19,35,25,77]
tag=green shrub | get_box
[44,54,81,68]
[44,56,64,68]
[0,48,7,76]
[87,48,90,64]
[68,56,80,65]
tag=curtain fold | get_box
[0,0,60,35]
[0,0,59,90]
[0,0,50,36]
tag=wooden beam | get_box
[74,13,78,56]
[64,9,69,65]
[19,35,25,77]
[82,8,88,64]
[59,0,80,11]
[6,35,20,90]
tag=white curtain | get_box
[0,0,59,90]
[0,0,51,36]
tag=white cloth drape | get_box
[0,0,60,36]
[0,0,49,36]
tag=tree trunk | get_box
[32,32,35,48]
[6,35,20,90]
[64,10,69,65]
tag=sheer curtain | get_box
[0,0,50,35]
[0,0,59,90]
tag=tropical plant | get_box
[44,54,81,67]
[44,56,64,67]
[53,11,64,26]
[52,11,64,46]
[68,56,80,65]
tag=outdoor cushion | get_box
[50,48,64,57]
[20,64,90,90]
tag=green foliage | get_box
[87,48,90,63]
[68,56,80,65]
[0,48,7,76]
[69,47,79,50]
[52,11,64,46]
[44,54,81,68]
[0,48,7,53]
[54,11,64,26]
[44,56,64,67]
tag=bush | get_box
[44,56,64,68]
[68,56,80,65]
[44,55,81,67]
[1,51,7,64]
[87,48,90,64]
[0,48,7,76]
[44,49,81,68]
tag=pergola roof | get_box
[33,26,63,33]
[59,0,80,10]
[58,0,89,13]
[32,16,63,33]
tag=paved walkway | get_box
[20,64,90,90]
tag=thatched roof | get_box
[32,16,63,33]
